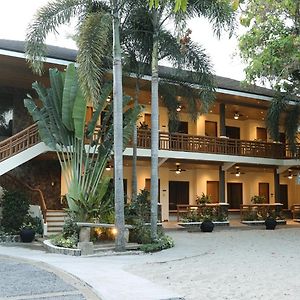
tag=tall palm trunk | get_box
[131,78,140,202]
[112,0,126,251]
[150,9,159,241]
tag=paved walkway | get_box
[1,222,300,300]
[0,241,183,300]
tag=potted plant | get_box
[196,193,212,205]
[200,217,214,232]
[19,215,40,243]
[265,214,277,230]
[20,221,36,243]
[251,195,266,204]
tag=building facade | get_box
[0,39,300,223]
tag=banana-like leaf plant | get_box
[24,63,141,222]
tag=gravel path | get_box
[0,256,99,300]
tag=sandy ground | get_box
[126,226,300,300]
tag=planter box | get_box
[178,221,229,231]
[241,220,286,226]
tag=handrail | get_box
[0,123,40,162]
[4,173,47,223]
[137,130,300,159]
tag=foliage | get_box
[25,0,111,103]
[183,206,228,222]
[51,234,78,249]
[196,193,212,205]
[250,195,266,204]
[125,189,151,224]
[242,206,284,221]
[139,235,174,253]
[51,217,79,249]
[239,0,300,149]
[1,191,30,234]
[25,65,140,222]
[62,218,79,238]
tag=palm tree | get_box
[121,0,235,239]
[148,0,236,239]
[26,0,127,251]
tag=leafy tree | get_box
[26,0,128,251]
[239,0,300,150]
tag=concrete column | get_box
[274,168,280,203]
[219,165,225,203]
[219,103,226,137]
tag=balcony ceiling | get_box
[0,54,279,123]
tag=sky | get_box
[0,1,246,81]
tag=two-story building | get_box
[0,39,299,226]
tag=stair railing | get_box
[4,173,47,223]
[0,123,40,162]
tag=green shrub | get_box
[1,191,30,233]
[129,221,152,244]
[125,189,151,224]
[62,218,79,239]
[140,235,174,253]
[51,234,78,249]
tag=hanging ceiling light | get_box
[175,166,181,174]
[234,112,240,120]
[235,170,241,177]
[105,163,113,171]
[288,170,293,179]
[176,105,182,112]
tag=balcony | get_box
[137,130,298,159]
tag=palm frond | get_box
[186,0,236,37]
[77,11,111,102]
[266,94,287,142]
[25,0,87,74]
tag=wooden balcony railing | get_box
[137,130,299,159]
[0,123,40,162]
[1,124,299,164]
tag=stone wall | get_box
[1,159,62,210]
[13,89,33,134]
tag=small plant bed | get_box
[177,203,229,229]
[178,220,230,229]
[241,220,286,226]
[240,203,285,225]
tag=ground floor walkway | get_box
[1,224,300,299]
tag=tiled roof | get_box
[0,39,274,98]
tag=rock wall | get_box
[0,159,62,210]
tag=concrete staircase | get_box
[0,124,50,176]
[46,210,68,236]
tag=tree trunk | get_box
[112,0,126,251]
[150,9,159,241]
[131,78,140,202]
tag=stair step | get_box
[47,220,65,226]
[46,212,67,216]
[47,216,66,222]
